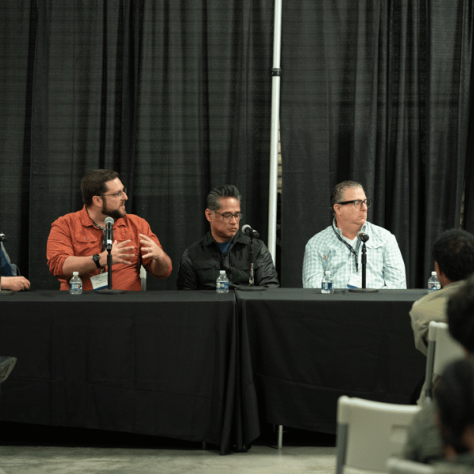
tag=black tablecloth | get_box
[0,291,239,454]
[236,288,427,434]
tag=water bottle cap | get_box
[73,272,79,276]
[325,271,331,275]
[220,270,225,275]
[431,271,437,276]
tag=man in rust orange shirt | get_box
[47,169,172,291]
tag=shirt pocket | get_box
[74,234,102,256]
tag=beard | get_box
[103,201,126,221]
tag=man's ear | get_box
[205,208,213,223]
[92,195,103,208]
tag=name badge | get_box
[347,272,362,289]
[91,272,108,291]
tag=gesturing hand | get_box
[139,234,165,261]
[109,240,136,265]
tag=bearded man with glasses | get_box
[47,169,172,291]
[303,180,406,289]
[177,185,279,290]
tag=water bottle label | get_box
[322,282,332,291]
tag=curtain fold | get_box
[1,0,274,289]
[281,0,473,288]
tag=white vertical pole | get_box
[267,0,282,264]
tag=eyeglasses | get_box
[337,198,372,209]
[214,211,243,222]
[101,188,127,198]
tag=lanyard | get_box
[332,224,360,273]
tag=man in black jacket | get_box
[177,185,279,290]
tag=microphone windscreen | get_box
[105,217,114,226]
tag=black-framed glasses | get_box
[337,198,372,209]
[215,211,243,222]
[101,188,127,198]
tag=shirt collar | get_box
[204,229,247,247]
[332,219,368,236]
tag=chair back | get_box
[140,265,147,291]
[424,321,464,401]
[387,457,434,474]
[335,396,420,474]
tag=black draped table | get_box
[0,291,241,454]
[235,288,427,435]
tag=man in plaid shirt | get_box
[302,181,406,289]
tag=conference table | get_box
[235,288,427,436]
[0,288,427,453]
[0,291,239,454]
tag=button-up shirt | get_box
[302,221,406,289]
[47,206,172,291]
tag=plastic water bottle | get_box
[216,270,229,294]
[69,272,83,295]
[321,271,334,294]
[427,271,440,292]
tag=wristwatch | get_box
[92,254,102,269]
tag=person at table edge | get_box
[176,184,279,290]
[1,242,31,291]
[302,180,406,289]
[47,169,172,291]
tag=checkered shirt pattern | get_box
[302,221,407,289]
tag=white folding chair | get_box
[335,396,420,474]
[140,265,147,291]
[386,457,434,474]
[424,321,464,401]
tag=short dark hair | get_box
[448,275,474,353]
[331,181,364,216]
[435,357,474,454]
[81,169,119,207]
[206,185,241,212]
[432,229,474,282]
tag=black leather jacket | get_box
[176,230,280,290]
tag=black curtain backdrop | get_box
[2,1,474,291]
[281,0,474,288]
[0,0,274,290]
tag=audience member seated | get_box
[430,357,474,473]
[410,229,474,404]
[403,275,474,464]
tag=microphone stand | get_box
[96,246,125,295]
[249,237,254,286]
[236,229,266,291]
[349,240,378,293]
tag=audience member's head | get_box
[435,356,474,457]
[448,275,474,354]
[432,229,474,285]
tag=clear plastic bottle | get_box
[321,270,334,294]
[427,271,440,292]
[69,272,83,295]
[216,270,229,294]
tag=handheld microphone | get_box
[105,217,114,250]
[242,224,260,239]
[0,233,6,242]
[358,232,369,243]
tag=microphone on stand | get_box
[97,216,124,294]
[105,217,114,250]
[349,232,378,293]
[242,224,260,239]
[358,232,369,243]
